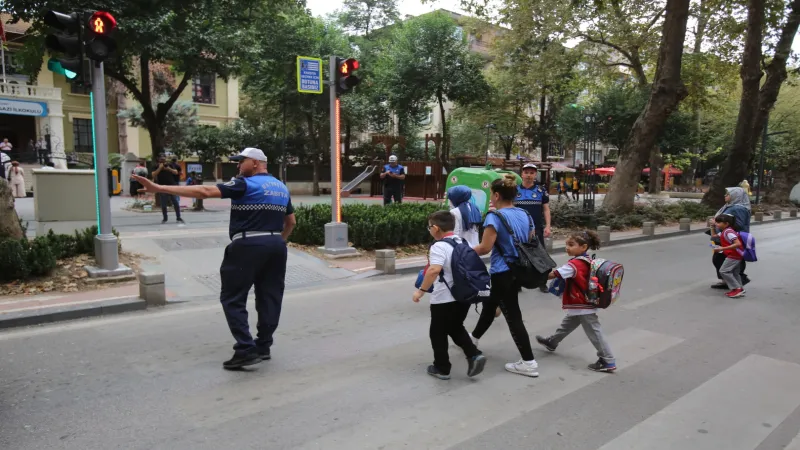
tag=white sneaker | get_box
[470,333,479,347]
[505,359,539,377]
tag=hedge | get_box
[290,203,443,250]
[0,226,120,282]
[549,200,715,231]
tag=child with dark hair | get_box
[711,213,745,298]
[413,210,487,380]
[536,230,617,373]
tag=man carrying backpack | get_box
[413,211,488,380]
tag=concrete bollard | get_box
[773,210,783,220]
[139,272,166,306]
[375,249,396,275]
[597,226,611,246]
[545,237,553,252]
[679,218,691,232]
[642,221,655,236]
[791,208,798,218]
[754,211,764,222]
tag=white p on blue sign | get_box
[297,56,323,94]
[0,98,48,117]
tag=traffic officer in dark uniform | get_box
[380,155,406,205]
[514,162,552,291]
[133,148,296,370]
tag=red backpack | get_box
[573,256,625,309]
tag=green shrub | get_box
[27,237,57,276]
[0,238,31,282]
[290,202,443,250]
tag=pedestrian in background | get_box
[536,230,616,373]
[7,161,25,198]
[447,185,481,247]
[572,177,580,201]
[133,148,296,370]
[514,163,552,292]
[557,177,568,202]
[380,155,405,205]
[709,187,750,289]
[151,154,184,224]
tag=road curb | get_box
[371,216,799,278]
[0,296,146,330]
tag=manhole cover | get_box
[193,266,329,291]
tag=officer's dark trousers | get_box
[383,188,402,205]
[219,235,287,354]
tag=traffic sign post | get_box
[297,56,322,94]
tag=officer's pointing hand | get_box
[132,174,162,194]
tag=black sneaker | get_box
[588,359,616,373]
[222,350,262,370]
[711,282,728,289]
[467,354,487,377]
[742,275,751,286]
[427,365,451,380]
[177,218,185,224]
[161,219,168,224]
[536,335,557,352]
[539,285,548,293]
[258,348,271,361]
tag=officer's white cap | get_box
[522,162,538,170]
[230,147,268,162]
[389,155,398,162]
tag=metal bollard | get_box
[679,218,691,232]
[642,221,655,236]
[139,272,166,306]
[597,225,611,246]
[375,249,396,275]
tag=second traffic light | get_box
[85,11,117,61]
[335,57,360,95]
[44,11,84,83]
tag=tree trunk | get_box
[702,0,766,208]
[764,164,800,205]
[0,179,23,240]
[312,158,320,197]
[116,92,129,155]
[648,149,663,194]
[604,0,690,212]
[437,93,451,172]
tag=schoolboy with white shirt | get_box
[413,211,487,380]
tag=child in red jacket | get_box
[536,231,616,372]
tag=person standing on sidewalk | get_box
[134,148,297,370]
[514,163,552,292]
[151,154,184,224]
[7,161,25,198]
[380,155,405,205]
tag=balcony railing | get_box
[0,82,62,100]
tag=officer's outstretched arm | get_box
[132,175,221,199]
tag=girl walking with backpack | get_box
[469,174,540,377]
[447,185,481,247]
[711,213,746,298]
[709,187,751,289]
[536,231,616,372]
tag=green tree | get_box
[337,0,400,38]
[373,12,491,168]
[119,94,199,158]
[5,0,298,158]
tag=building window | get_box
[73,118,94,153]
[192,74,216,104]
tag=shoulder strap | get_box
[487,210,517,257]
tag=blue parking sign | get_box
[297,56,323,94]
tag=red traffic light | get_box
[89,11,117,36]
[338,58,359,75]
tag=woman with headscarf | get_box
[447,185,482,247]
[708,187,751,288]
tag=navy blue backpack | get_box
[438,238,491,304]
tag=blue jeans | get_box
[158,193,181,220]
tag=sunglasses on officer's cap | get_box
[230,148,268,162]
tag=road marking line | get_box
[620,279,710,310]
[598,354,800,450]
[296,328,683,450]
[786,430,800,450]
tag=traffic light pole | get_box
[86,61,131,277]
[321,55,356,257]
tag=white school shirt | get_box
[554,262,598,316]
[428,236,464,304]
[450,207,480,247]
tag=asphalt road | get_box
[2,221,800,450]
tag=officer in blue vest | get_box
[380,155,406,205]
[514,163,552,291]
[133,148,296,370]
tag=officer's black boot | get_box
[223,349,262,370]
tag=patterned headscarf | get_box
[716,187,751,216]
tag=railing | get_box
[0,82,62,100]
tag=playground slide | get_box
[341,164,377,197]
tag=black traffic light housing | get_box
[335,57,360,95]
[44,11,85,84]
[85,11,117,62]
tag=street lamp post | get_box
[755,116,788,204]
[582,114,597,213]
